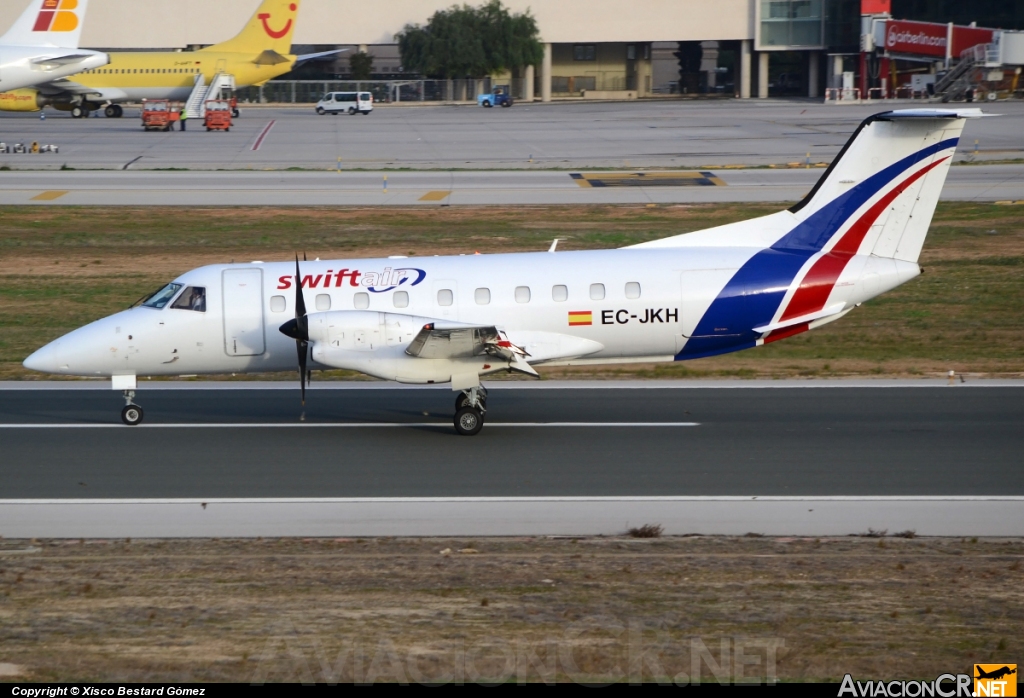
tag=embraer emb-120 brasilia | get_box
[24,109,984,435]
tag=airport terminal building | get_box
[0,0,843,99]
[1,0,1019,101]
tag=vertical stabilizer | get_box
[1,0,90,48]
[208,0,301,56]
[784,109,984,263]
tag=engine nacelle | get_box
[304,310,505,384]
[0,89,44,112]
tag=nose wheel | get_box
[453,386,487,436]
[120,390,144,426]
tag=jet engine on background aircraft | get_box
[0,89,44,112]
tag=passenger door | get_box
[222,268,266,356]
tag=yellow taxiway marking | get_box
[995,200,1024,206]
[419,190,451,201]
[570,171,726,188]
[31,190,68,201]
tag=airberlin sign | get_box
[884,20,993,58]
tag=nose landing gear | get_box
[454,386,487,436]
[120,389,144,426]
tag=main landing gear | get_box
[453,386,487,436]
[120,389,144,426]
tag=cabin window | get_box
[625,282,641,299]
[393,291,409,308]
[141,282,182,309]
[552,285,568,302]
[437,289,453,306]
[171,286,206,312]
[315,294,331,311]
[474,288,490,305]
[270,295,286,312]
[590,283,605,300]
[515,286,531,304]
[353,292,369,309]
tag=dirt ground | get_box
[0,536,1020,683]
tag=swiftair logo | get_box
[974,665,1017,697]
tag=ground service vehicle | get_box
[204,100,232,131]
[477,86,513,107]
[23,109,982,435]
[315,91,373,115]
[141,100,173,131]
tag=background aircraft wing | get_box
[37,79,126,101]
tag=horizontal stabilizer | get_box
[252,49,291,66]
[753,302,846,334]
[31,53,95,65]
[293,48,347,66]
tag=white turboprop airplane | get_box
[0,0,107,94]
[24,109,981,435]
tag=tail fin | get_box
[784,108,983,264]
[208,0,301,56]
[1,0,89,48]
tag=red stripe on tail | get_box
[779,156,949,322]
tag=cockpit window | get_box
[171,286,206,312]
[142,283,182,309]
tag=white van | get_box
[315,92,373,115]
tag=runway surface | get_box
[0,165,1021,206]
[1,381,1019,499]
[1,100,1020,171]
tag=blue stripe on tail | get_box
[677,137,957,360]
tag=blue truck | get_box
[477,86,513,108]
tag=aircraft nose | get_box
[23,339,65,374]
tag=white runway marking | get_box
[0,421,700,429]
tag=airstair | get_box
[932,42,1001,102]
[184,72,236,119]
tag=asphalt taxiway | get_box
[1,381,1019,499]
[2,100,1022,170]
[2,381,1020,537]
[1,165,1021,206]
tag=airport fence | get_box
[235,78,528,104]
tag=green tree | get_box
[396,1,541,79]
[348,51,374,80]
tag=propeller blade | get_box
[298,339,307,405]
[294,255,307,323]
[287,254,309,406]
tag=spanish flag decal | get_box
[568,311,592,326]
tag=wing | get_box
[34,79,127,102]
